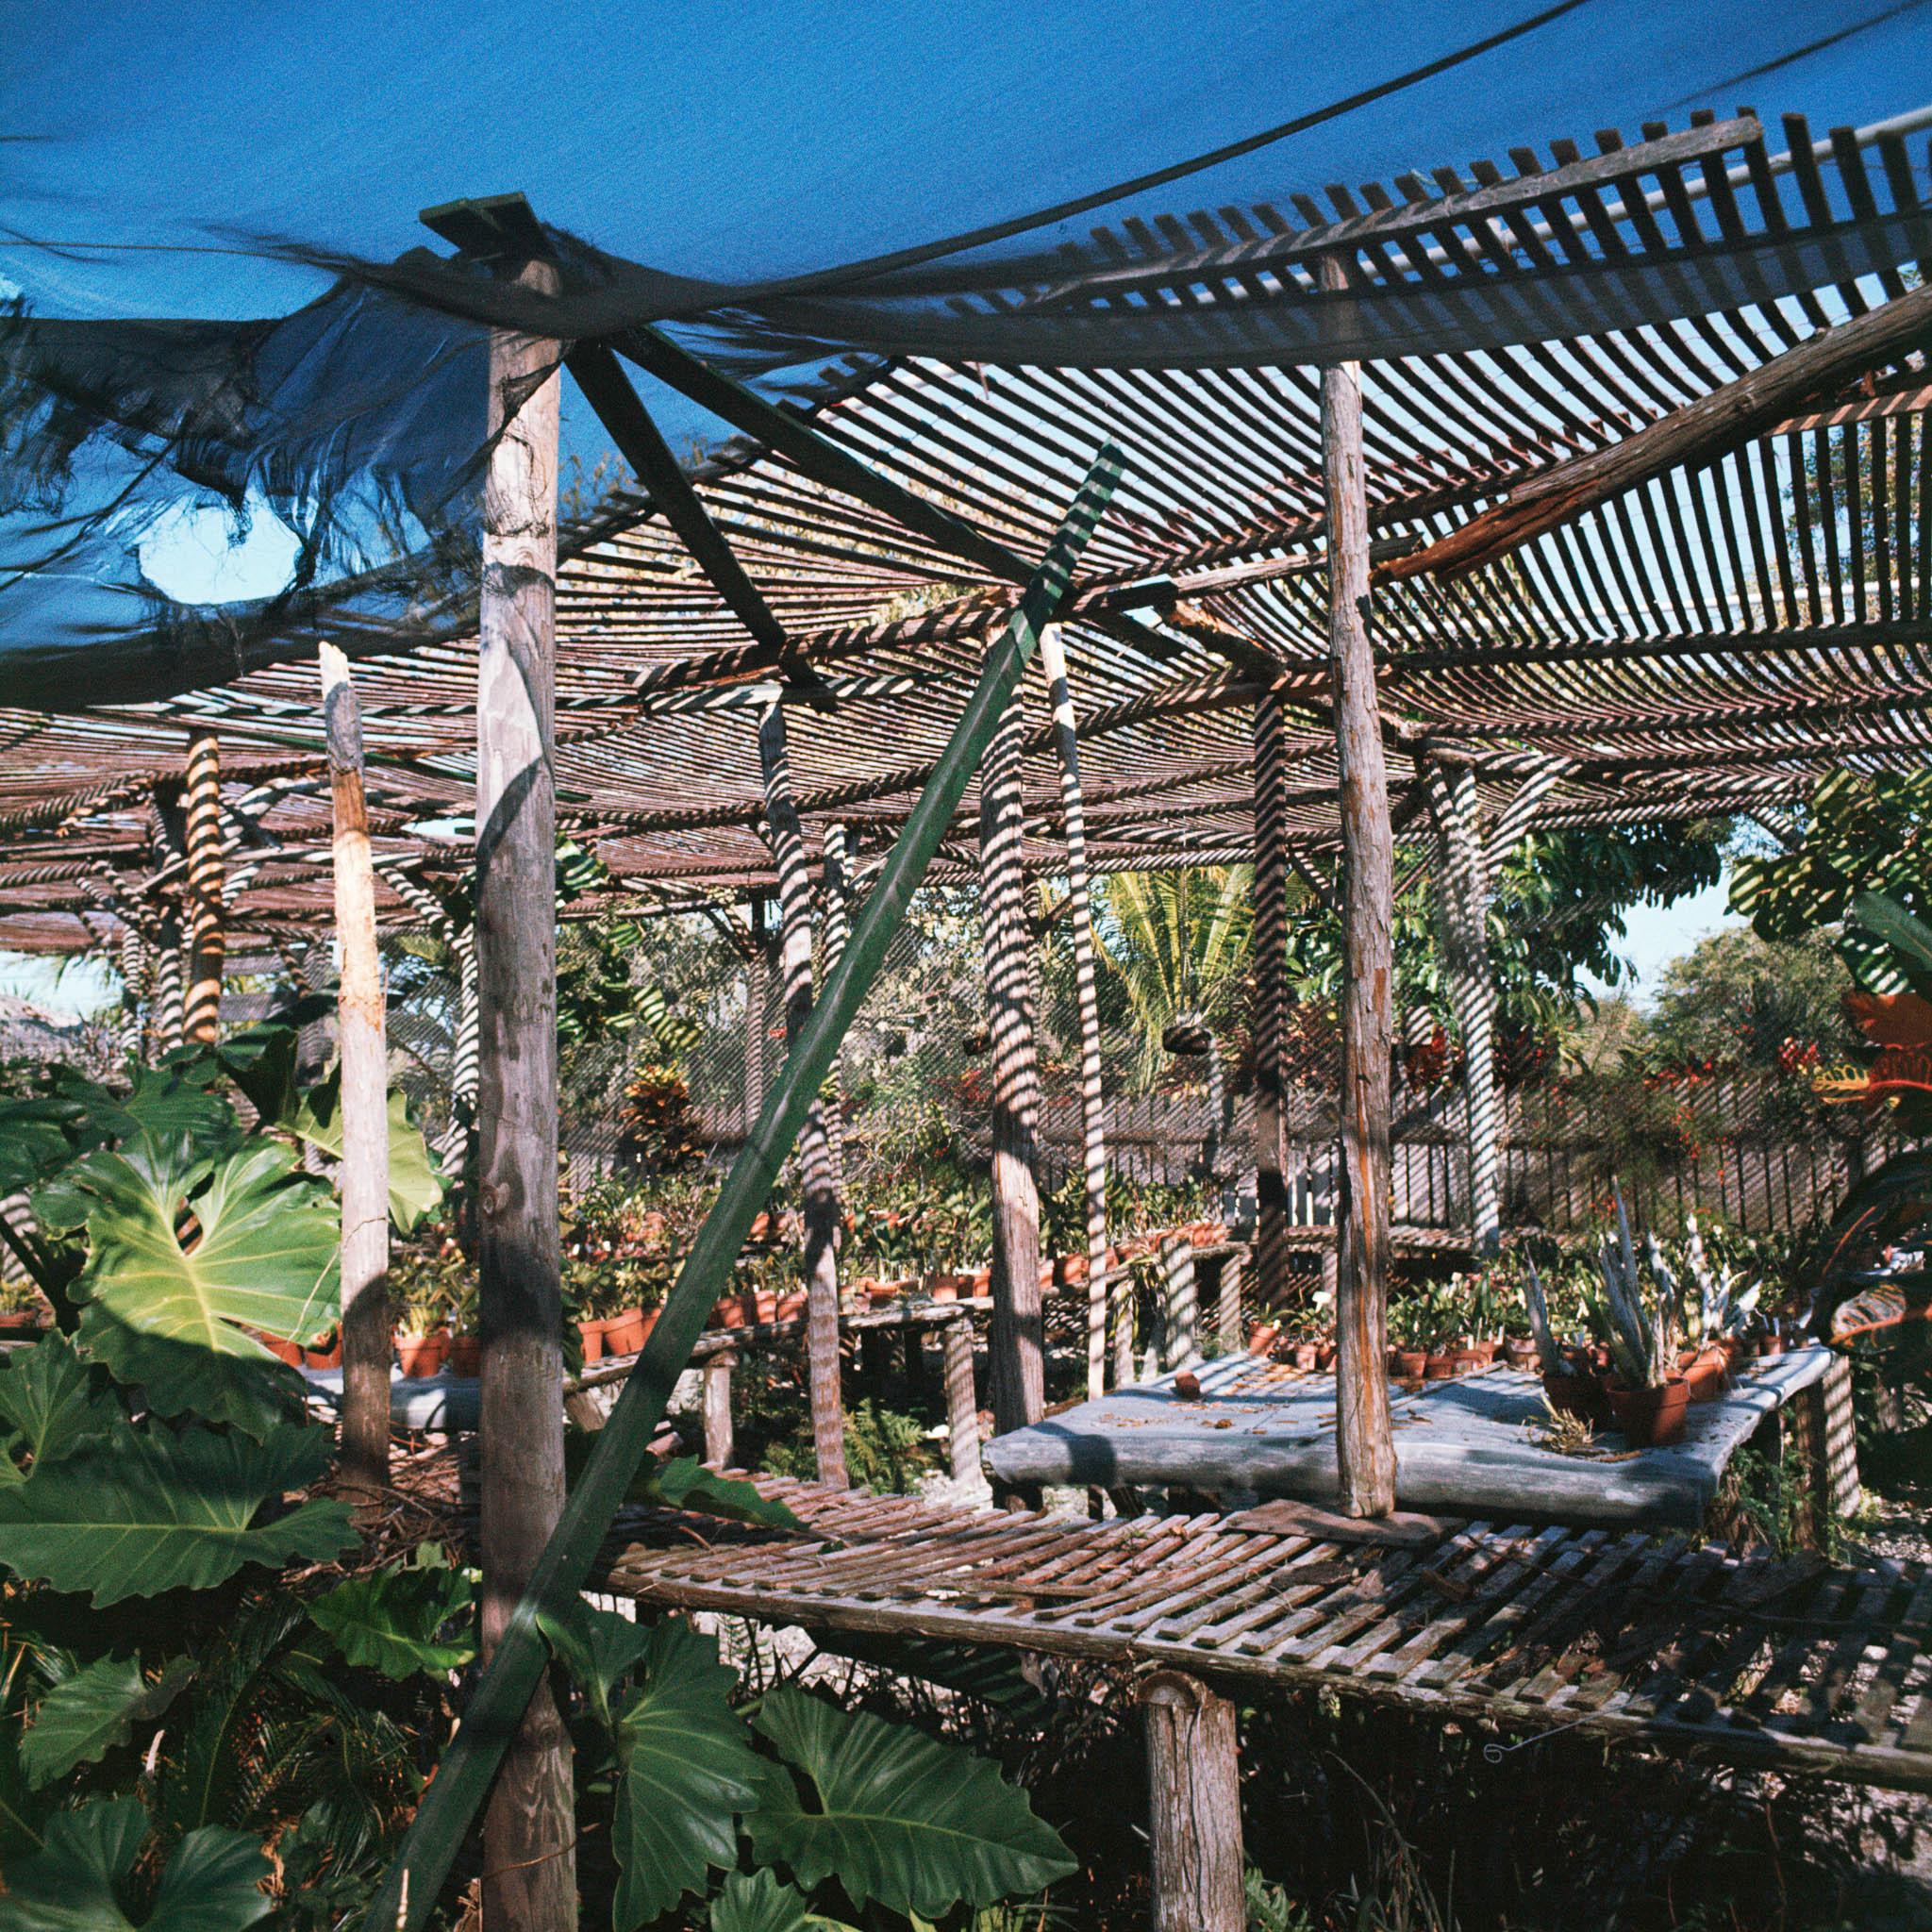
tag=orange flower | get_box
[1845,989,1932,1049]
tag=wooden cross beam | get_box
[1383,279,1932,582]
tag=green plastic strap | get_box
[363,442,1123,1930]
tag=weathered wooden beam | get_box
[979,690,1046,1437]
[942,1314,982,1486]
[1036,623,1113,1397]
[1323,257,1398,1520]
[702,1352,736,1470]
[1384,278,1932,583]
[758,701,847,1489]
[181,730,225,1044]
[474,255,574,1929]
[1158,1236,1199,1372]
[1141,1671,1244,1932]
[1250,690,1292,1318]
[322,642,391,1507]
[1423,761,1501,1257]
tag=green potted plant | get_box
[1595,1195,1690,1447]
[394,1276,451,1378]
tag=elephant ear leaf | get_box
[635,1457,804,1532]
[291,1075,444,1235]
[310,1551,475,1679]
[0,1333,117,1479]
[608,1619,766,1931]
[51,1137,337,1435]
[749,1686,1075,1921]
[708,1870,859,1932]
[19,1654,194,1788]
[0,1795,272,1931]
[0,1422,352,1607]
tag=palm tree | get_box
[1093,869,1254,1174]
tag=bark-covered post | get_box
[743,894,769,1135]
[149,909,185,1056]
[1141,1672,1244,1932]
[1321,253,1398,1518]
[1250,691,1293,1317]
[942,1313,982,1485]
[977,690,1045,1434]
[702,1352,736,1470]
[758,702,848,1489]
[181,729,225,1045]
[474,262,575,1927]
[1036,623,1113,1395]
[323,642,391,1507]
[1424,759,1502,1256]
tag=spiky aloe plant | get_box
[1596,1187,1668,1388]
[1522,1257,1565,1376]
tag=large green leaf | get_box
[538,1598,653,1733]
[0,1796,271,1931]
[609,1620,767,1930]
[749,1687,1075,1920]
[42,1136,336,1433]
[19,1655,194,1789]
[0,1335,117,1480]
[709,1871,858,1932]
[1851,891,1932,998]
[291,1077,444,1235]
[309,1549,475,1679]
[0,1422,353,1606]
[561,1439,805,1534]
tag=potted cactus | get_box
[1595,1194,1690,1447]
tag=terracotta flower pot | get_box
[868,1280,900,1307]
[1289,1341,1320,1372]
[603,1307,649,1356]
[446,1333,482,1377]
[1678,1345,1728,1404]
[1607,1376,1690,1448]
[0,1309,43,1335]
[775,1291,808,1322]
[1055,1253,1090,1287]
[1315,1341,1339,1371]
[1393,1348,1429,1379]
[395,1329,448,1378]
[970,1265,991,1292]
[925,1274,961,1304]
[578,1317,608,1364]
[1757,1333,1785,1359]
[711,1294,749,1330]
[1504,1338,1541,1373]
[1424,1352,1458,1379]
[1249,1321,1283,1358]
[1037,1259,1058,1291]
[1541,1369,1604,1425]
[1472,1339,1501,1366]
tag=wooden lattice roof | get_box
[0,108,1928,952]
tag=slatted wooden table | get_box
[600,1475,1932,1796]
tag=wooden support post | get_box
[149,908,185,1055]
[1321,256,1398,1520]
[1158,1236,1199,1371]
[978,689,1046,1435]
[181,729,225,1045]
[1037,622,1113,1397]
[942,1314,982,1486]
[1251,691,1292,1318]
[1216,1247,1244,1352]
[759,703,848,1490]
[743,894,769,1134]
[323,642,391,1507]
[1424,762,1502,1256]
[1141,1672,1244,1932]
[702,1352,736,1470]
[474,261,575,1929]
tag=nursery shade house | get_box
[5,5,1932,1927]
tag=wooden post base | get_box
[943,1315,982,1486]
[1141,1670,1244,1932]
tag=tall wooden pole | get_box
[1250,691,1292,1318]
[322,642,391,1506]
[1424,760,1502,1256]
[1321,255,1398,1519]
[758,703,848,1488]
[1036,625,1112,1397]
[743,894,769,1137]
[474,269,575,1928]
[181,730,225,1045]
[1141,1673,1244,1932]
[978,689,1045,1434]
[149,911,185,1056]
